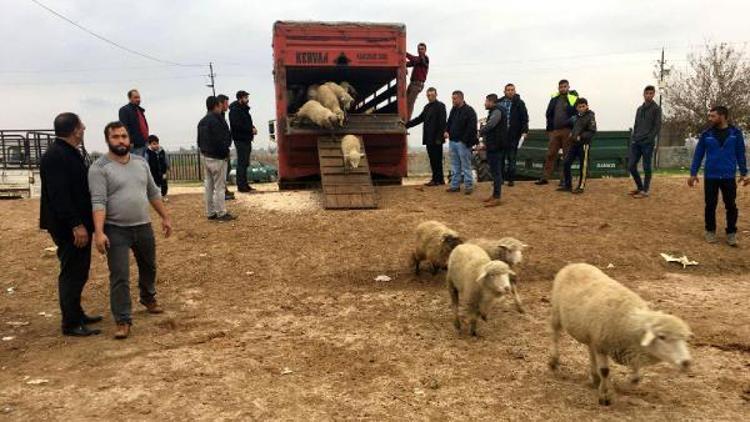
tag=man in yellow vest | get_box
[536,79,578,185]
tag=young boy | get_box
[145,135,170,201]
[558,98,597,194]
[689,106,748,246]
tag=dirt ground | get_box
[1,177,749,421]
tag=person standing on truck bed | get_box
[479,93,508,207]
[198,96,237,222]
[406,87,447,186]
[498,83,529,187]
[445,90,478,195]
[229,90,258,193]
[406,42,429,119]
[689,106,749,246]
[39,112,102,337]
[217,94,235,201]
[628,85,661,199]
[536,79,579,186]
[118,89,149,157]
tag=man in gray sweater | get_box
[89,121,173,340]
[628,85,662,198]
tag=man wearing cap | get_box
[229,90,257,193]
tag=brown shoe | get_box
[143,301,164,314]
[484,199,501,207]
[482,196,495,203]
[114,323,130,340]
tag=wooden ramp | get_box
[317,137,377,210]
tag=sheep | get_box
[467,237,529,313]
[446,244,515,336]
[294,100,338,129]
[340,134,364,171]
[339,81,357,97]
[312,84,345,126]
[306,84,320,102]
[549,263,693,406]
[411,220,463,276]
[323,82,355,111]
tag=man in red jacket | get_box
[406,42,429,119]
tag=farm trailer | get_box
[272,21,409,208]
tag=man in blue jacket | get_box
[689,106,749,246]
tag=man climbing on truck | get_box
[406,42,429,119]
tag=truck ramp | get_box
[317,137,377,210]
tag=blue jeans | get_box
[131,146,147,157]
[629,142,654,192]
[487,150,503,198]
[449,140,473,190]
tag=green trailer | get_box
[515,129,631,180]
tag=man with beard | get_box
[40,112,102,336]
[89,121,173,339]
[406,87,447,186]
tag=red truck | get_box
[272,21,408,188]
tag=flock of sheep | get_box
[412,220,694,406]
[294,81,364,170]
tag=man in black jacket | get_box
[498,84,529,186]
[559,98,597,194]
[198,96,235,221]
[118,89,149,157]
[229,90,258,193]
[39,112,102,337]
[479,94,508,207]
[445,90,478,194]
[628,85,662,198]
[406,87,447,186]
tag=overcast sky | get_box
[2,0,750,152]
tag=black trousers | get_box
[503,145,518,182]
[51,232,91,328]
[426,143,444,183]
[161,179,168,197]
[236,141,252,189]
[704,178,738,234]
[563,143,590,190]
[487,149,504,198]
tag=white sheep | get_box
[323,82,355,111]
[339,81,357,97]
[446,244,515,336]
[549,263,693,406]
[306,84,320,102]
[314,84,345,126]
[411,220,463,276]
[294,100,338,129]
[467,237,529,313]
[341,134,364,170]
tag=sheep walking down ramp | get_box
[316,136,377,210]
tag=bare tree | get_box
[662,43,750,139]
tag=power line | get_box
[30,0,203,68]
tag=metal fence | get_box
[0,129,56,170]
[167,152,203,182]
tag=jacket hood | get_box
[229,100,248,111]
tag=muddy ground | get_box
[0,177,749,421]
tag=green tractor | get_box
[229,159,278,184]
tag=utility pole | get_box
[206,62,216,96]
[654,48,667,169]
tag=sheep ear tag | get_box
[641,330,656,347]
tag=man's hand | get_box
[94,231,109,254]
[740,175,750,186]
[443,131,449,139]
[252,127,258,136]
[162,173,168,181]
[162,217,173,238]
[688,176,699,187]
[72,225,89,248]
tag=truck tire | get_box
[473,154,492,182]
